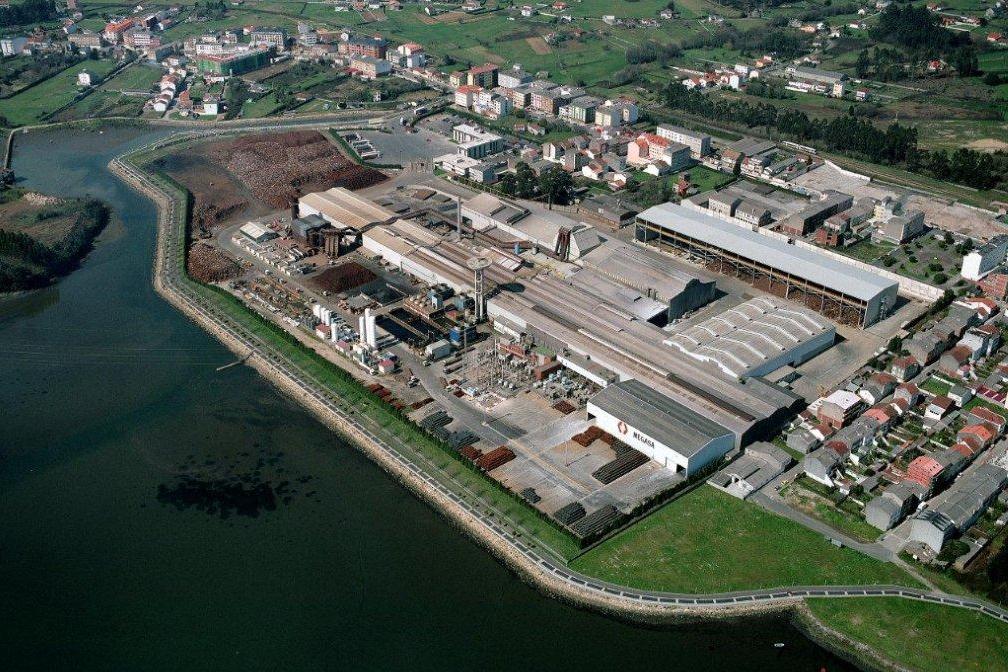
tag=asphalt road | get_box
[108,122,1008,626]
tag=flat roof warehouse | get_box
[638,203,895,302]
[635,203,898,328]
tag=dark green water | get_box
[0,126,856,672]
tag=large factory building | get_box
[587,380,735,476]
[635,203,898,327]
[665,296,836,380]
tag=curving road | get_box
[107,126,1008,628]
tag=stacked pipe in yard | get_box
[570,505,625,541]
[554,501,586,526]
[552,400,576,415]
[459,445,483,462]
[572,426,604,447]
[474,446,515,472]
[592,449,649,485]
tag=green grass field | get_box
[571,486,917,593]
[808,598,1008,672]
[100,63,163,93]
[0,59,119,126]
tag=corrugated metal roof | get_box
[637,203,897,302]
[589,379,733,459]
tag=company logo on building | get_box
[617,421,628,435]
[632,430,656,449]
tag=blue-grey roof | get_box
[637,203,898,302]
[588,379,733,459]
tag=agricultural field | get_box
[53,90,147,122]
[99,63,164,93]
[0,59,119,127]
[570,486,917,593]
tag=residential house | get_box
[894,382,921,407]
[890,356,920,382]
[817,390,865,429]
[787,426,821,454]
[804,446,846,486]
[957,423,995,453]
[498,66,532,89]
[947,384,974,407]
[559,95,601,124]
[859,372,897,405]
[970,406,1006,435]
[865,482,921,531]
[924,395,954,421]
[905,331,947,365]
[909,465,1008,552]
[467,62,498,88]
[939,345,972,378]
[626,133,692,172]
[906,454,945,492]
[454,85,481,108]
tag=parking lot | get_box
[358,126,456,164]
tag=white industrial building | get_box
[587,379,735,476]
[452,123,504,158]
[664,296,835,379]
[298,187,397,229]
[238,221,278,243]
[961,235,1008,281]
[460,193,601,261]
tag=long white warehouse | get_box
[636,202,899,327]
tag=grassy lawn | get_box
[838,238,894,264]
[784,484,880,544]
[808,598,1008,672]
[571,486,917,593]
[0,59,119,126]
[920,376,952,397]
[672,165,733,194]
[241,93,284,118]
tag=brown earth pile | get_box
[188,241,242,282]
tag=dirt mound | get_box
[188,241,242,283]
[310,261,377,294]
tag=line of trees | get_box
[497,162,574,205]
[626,41,682,66]
[662,83,1008,191]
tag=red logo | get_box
[617,421,628,435]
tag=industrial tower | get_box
[467,256,491,322]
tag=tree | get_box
[498,173,517,197]
[539,166,574,206]
[512,162,538,199]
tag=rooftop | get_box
[637,202,898,302]
[588,379,734,459]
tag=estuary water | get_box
[0,125,855,672]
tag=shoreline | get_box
[107,148,807,624]
[104,131,1008,672]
